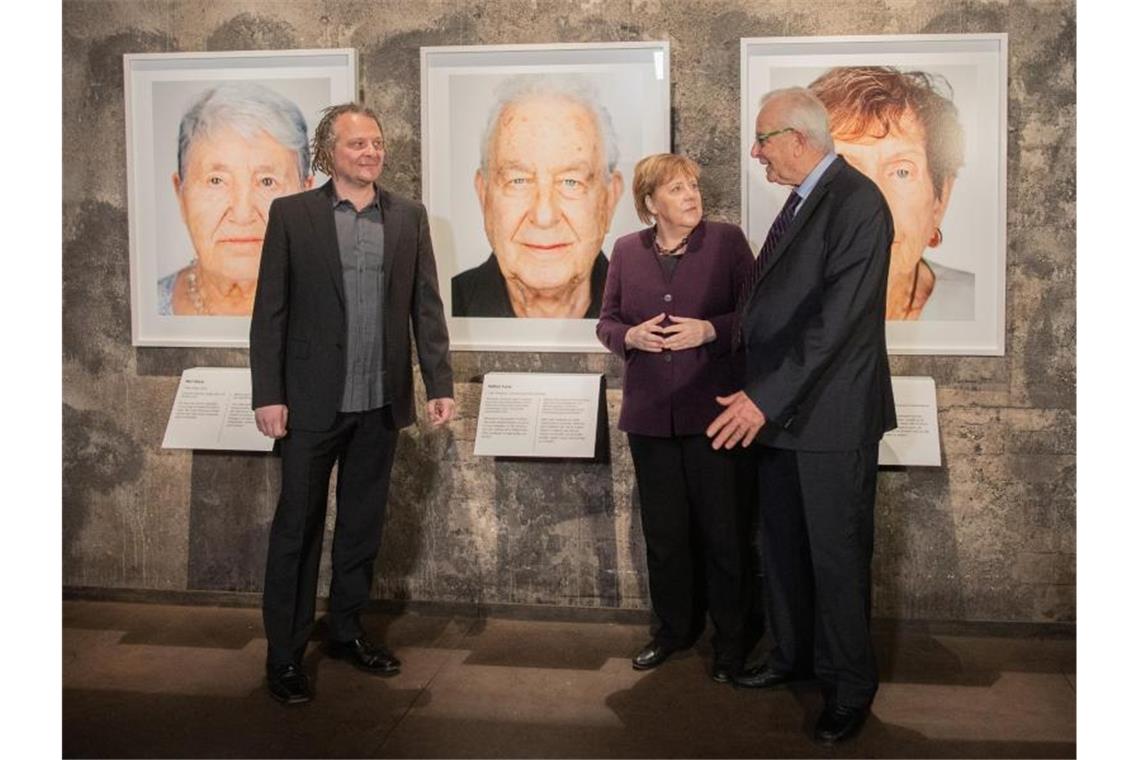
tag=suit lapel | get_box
[753,156,847,288]
[307,180,345,307]
[379,188,398,297]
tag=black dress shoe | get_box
[711,659,742,684]
[325,637,401,675]
[631,641,677,670]
[266,663,312,704]
[731,662,799,689]
[814,703,869,744]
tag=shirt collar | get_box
[332,183,382,211]
[794,152,838,210]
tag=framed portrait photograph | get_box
[421,42,671,352]
[125,49,357,347]
[741,35,1008,355]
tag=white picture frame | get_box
[421,42,671,352]
[741,34,1008,355]
[125,49,357,347]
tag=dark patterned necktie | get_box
[733,191,801,349]
[758,191,801,271]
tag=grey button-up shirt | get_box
[333,188,386,412]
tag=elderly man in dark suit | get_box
[708,87,896,744]
[250,103,455,705]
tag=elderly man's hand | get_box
[706,391,766,450]
[426,397,456,427]
[661,315,715,351]
[255,404,289,439]
[624,313,668,353]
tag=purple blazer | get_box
[597,220,753,437]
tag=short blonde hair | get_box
[632,153,701,225]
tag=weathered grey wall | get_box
[62,0,1075,623]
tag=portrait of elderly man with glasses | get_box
[451,75,625,319]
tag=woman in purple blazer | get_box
[597,154,754,682]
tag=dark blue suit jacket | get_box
[741,156,897,451]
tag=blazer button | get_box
[664,353,672,363]
[663,294,673,302]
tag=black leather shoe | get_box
[731,662,799,689]
[814,704,869,744]
[711,659,742,684]
[631,641,677,670]
[325,637,401,675]
[266,663,312,704]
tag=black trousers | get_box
[263,407,399,667]
[628,433,749,661]
[755,443,879,708]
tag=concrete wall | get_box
[62,0,1075,623]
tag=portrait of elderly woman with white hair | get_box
[158,82,314,316]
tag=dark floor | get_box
[62,600,1075,758]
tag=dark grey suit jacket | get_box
[250,181,454,432]
[741,156,896,451]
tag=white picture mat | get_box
[125,49,357,347]
[473,372,602,458]
[421,42,671,352]
[740,35,1008,356]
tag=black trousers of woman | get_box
[628,432,750,663]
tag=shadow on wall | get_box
[375,426,448,598]
[874,465,963,620]
[490,455,619,607]
[186,450,281,592]
[62,404,146,579]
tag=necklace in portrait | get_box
[187,265,211,315]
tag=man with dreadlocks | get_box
[250,103,455,705]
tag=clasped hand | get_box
[624,313,714,353]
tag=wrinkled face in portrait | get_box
[647,172,702,232]
[173,128,309,283]
[833,110,955,288]
[476,95,624,301]
[330,111,386,188]
[750,102,803,187]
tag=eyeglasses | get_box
[754,127,795,147]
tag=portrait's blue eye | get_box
[893,168,911,180]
